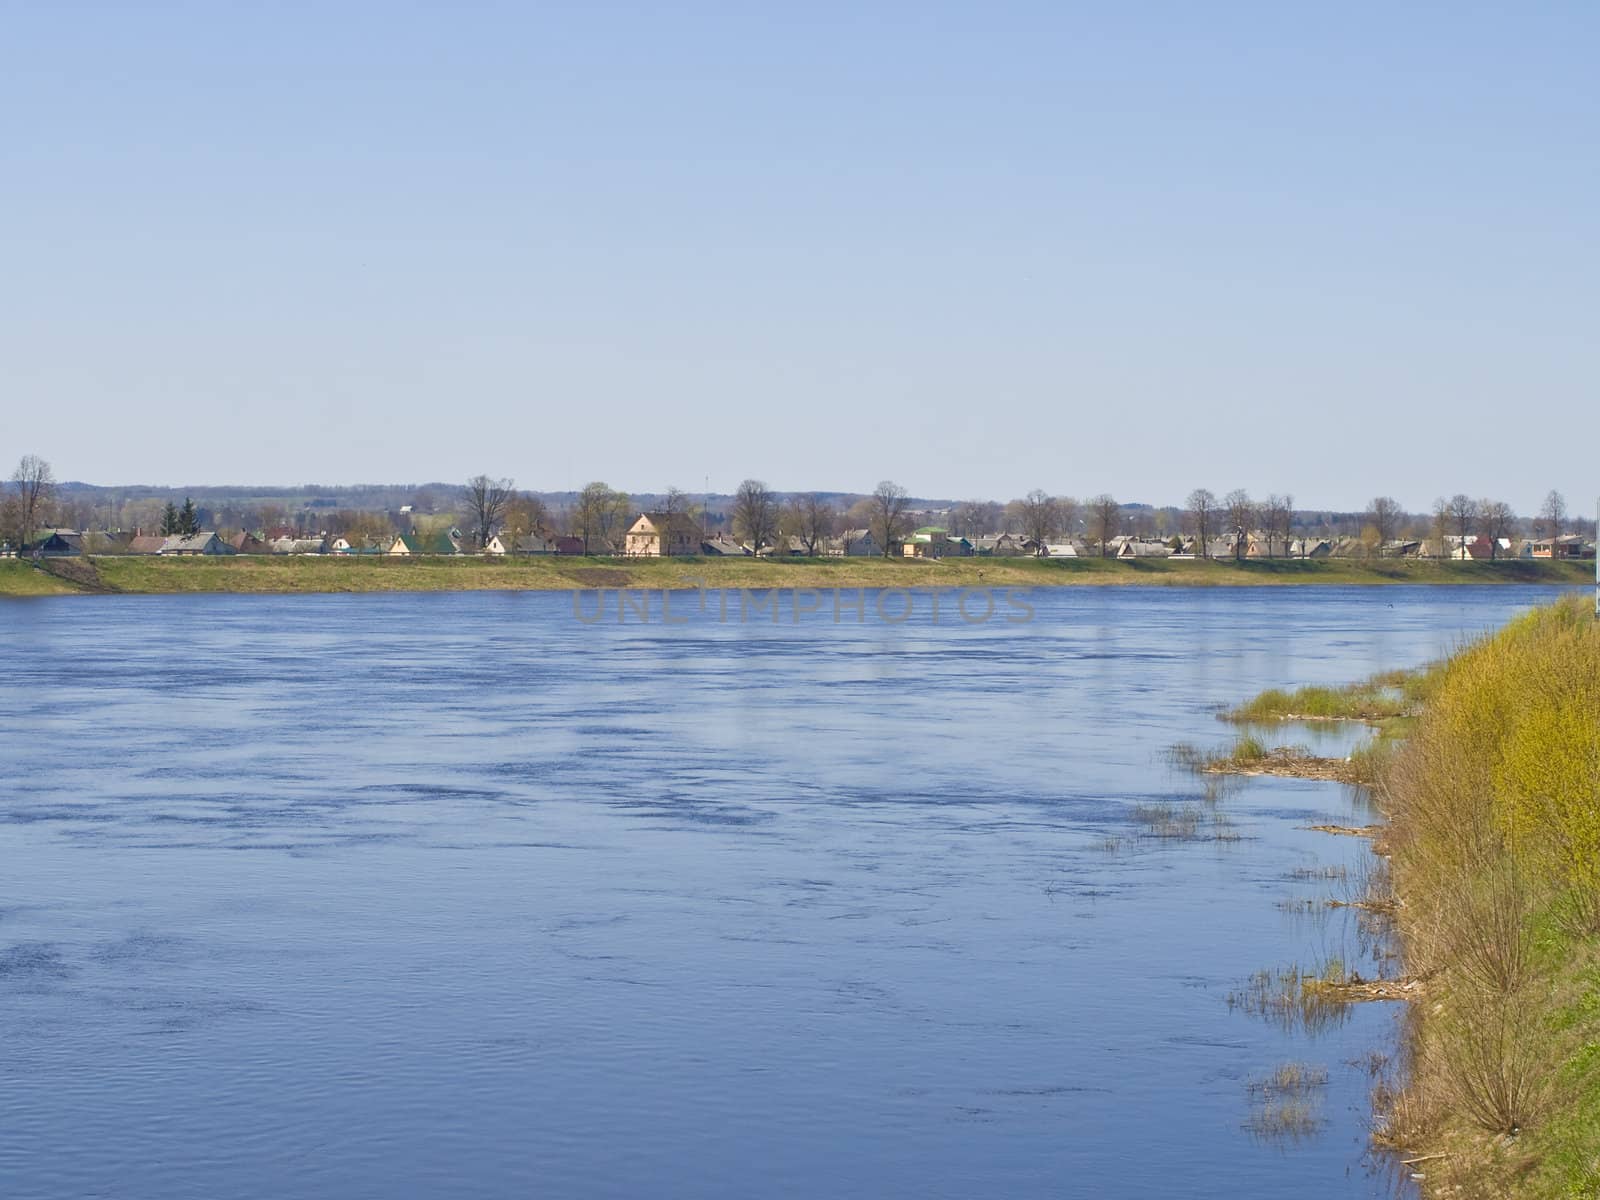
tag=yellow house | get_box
[624,512,701,557]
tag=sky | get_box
[2,2,1595,512]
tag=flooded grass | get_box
[1274,897,1327,914]
[1228,963,1354,1035]
[1287,865,1348,882]
[1129,801,1241,843]
[1243,1097,1325,1142]
[1243,1062,1332,1143]
[1222,663,1447,725]
[1171,737,1368,785]
[1248,1061,1331,1096]
[1131,802,1201,839]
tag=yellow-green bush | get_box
[1379,597,1600,1195]
[1491,618,1600,923]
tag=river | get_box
[0,585,1566,1198]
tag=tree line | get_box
[2,454,1590,560]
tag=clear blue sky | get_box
[3,2,1594,512]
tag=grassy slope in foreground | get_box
[0,561,85,595]
[1378,598,1600,1198]
[0,554,1592,596]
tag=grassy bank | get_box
[1375,598,1600,1197]
[0,560,86,595]
[0,554,1591,596]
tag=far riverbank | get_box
[1,554,1591,597]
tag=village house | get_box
[1243,532,1292,558]
[1382,539,1425,558]
[160,532,235,556]
[971,532,1027,557]
[1446,535,1493,561]
[1041,541,1087,558]
[484,531,557,555]
[227,531,269,554]
[699,535,749,557]
[387,531,462,556]
[830,529,882,557]
[901,526,971,559]
[21,531,85,557]
[1529,534,1592,559]
[623,512,702,557]
[1287,537,1333,558]
[1116,539,1172,559]
[270,536,328,555]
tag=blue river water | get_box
[0,585,1567,1198]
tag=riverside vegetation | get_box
[1207,598,1600,1197]
[0,554,1591,597]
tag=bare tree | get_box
[1187,488,1217,558]
[1430,497,1451,559]
[1367,496,1403,554]
[792,493,836,556]
[951,499,1001,538]
[1281,496,1299,556]
[733,479,779,554]
[572,481,629,555]
[661,486,690,522]
[463,475,515,551]
[842,497,876,545]
[1056,495,1080,541]
[1538,490,1568,542]
[1223,489,1254,560]
[1010,489,1060,556]
[11,455,55,550]
[347,511,395,550]
[650,486,699,556]
[1262,493,1294,557]
[866,480,911,557]
[1446,494,1479,558]
[1084,494,1119,557]
[504,493,551,540]
[1478,499,1515,561]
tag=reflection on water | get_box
[1236,719,1377,758]
[0,586,1565,1199]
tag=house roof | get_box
[161,532,226,553]
[277,538,327,554]
[1117,540,1171,557]
[630,511,701,536]
[395,531,460,554]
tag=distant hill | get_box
[56,481,964,517]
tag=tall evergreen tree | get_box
[160,501,181,536]
[179,497,199,536]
